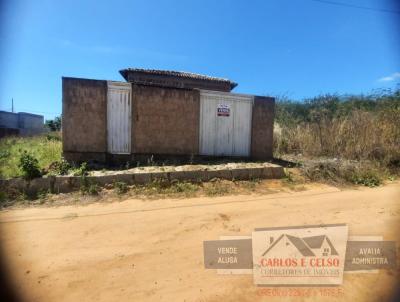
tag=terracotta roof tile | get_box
[119,68,237,89]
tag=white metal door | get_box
[199,90,253,157]
[107,82,131,154]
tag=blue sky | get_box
[0,0,399,120]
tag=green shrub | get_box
[37,189,49,200]
[48,157,71,175]
[0,135,62,179]
[114,181,128,194]
[87,184,100,195]
[172,181,199,194]
[149,178,171,191]
[350,171,382,187]
[0,150,10,160]
[58,158,71,175]
[79,176,100,195]
[46,133,61,141]
[45,116,62,132]
[284,169,294,182]
[76,163,98,196]
[0,191,7,204]
[79,175,89,193]
[73,162,88,176]
[18,151,41,180]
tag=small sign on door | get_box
[217,104,230,117]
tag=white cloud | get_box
[378,72,400,82]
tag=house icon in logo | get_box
[262,234,339,257]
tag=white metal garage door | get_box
[199,90,253,157]
[107,82,132,154]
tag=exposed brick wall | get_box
[251,96,275,159]
[62,76,272,162]
[62,77,107,156]
[131,85,200,155]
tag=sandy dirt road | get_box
[0,182,399,302]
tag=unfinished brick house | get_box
[62,68,275,163]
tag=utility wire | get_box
[310,0,400,15]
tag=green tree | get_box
[45,116,62,131]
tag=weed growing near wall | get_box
[48,157,71,175]
[18,151,42,180]
[114,181,128,195]
[0,133,62,179]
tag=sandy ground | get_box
[0,182,399,302]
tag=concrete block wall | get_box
[18,112,44,129]
[0,111,45,137]
[62,77,107,162]
[0,164,284,194]
[131,84,200,155]
[251,96,275,159]
[61,77,276,162]
[0,111,19,128]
